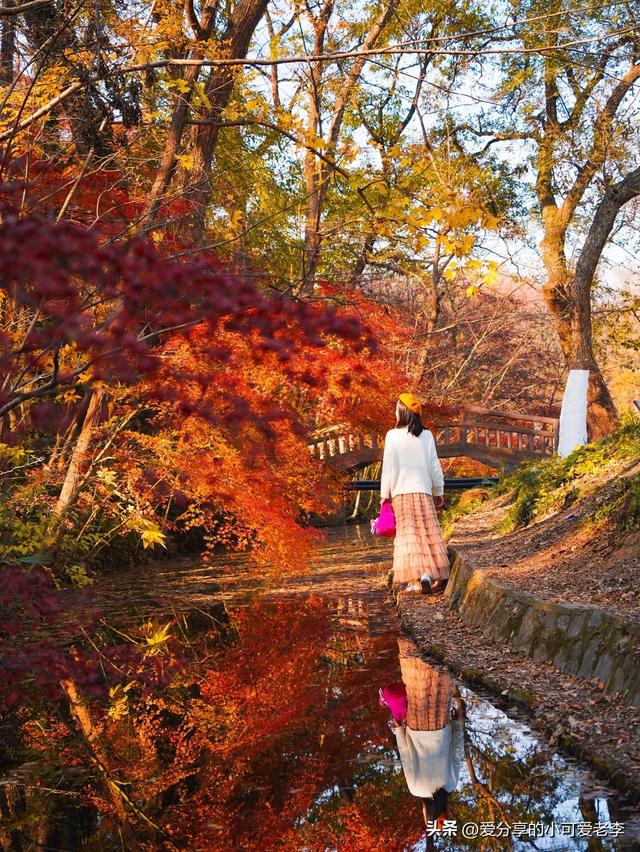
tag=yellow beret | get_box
[399,393,422,416]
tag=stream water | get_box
[1,525,639,850]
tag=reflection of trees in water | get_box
[458,709,556,828]
[1,596,399,849]
[423,708,613,852]
[449,736,555,850]
[304,697,614,852]
[0,593,618,851]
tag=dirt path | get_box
[451,462,640,625]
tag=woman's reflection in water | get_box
[381,638,465,831]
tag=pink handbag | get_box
[379,682,408,723]
[371,500,396,537]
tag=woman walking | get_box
[380,393,449,594]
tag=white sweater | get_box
[380,428,445,501]
[393,721,463,798]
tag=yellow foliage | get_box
[108,683,133,720]
[176,153,194,171]
[141,621,173,656]
[483,262,500,286]
[192,81,212,110]
[127,515,167,550]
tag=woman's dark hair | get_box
[421,788,449,823]
[396,400,424,437]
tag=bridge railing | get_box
[308,414,558,464]
[308,432,382,461]
[434,419,557,456]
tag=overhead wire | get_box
[111,24,640,72]
[2,0,637,146]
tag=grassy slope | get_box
[442,416,640,541]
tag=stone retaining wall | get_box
[447,550,640,708]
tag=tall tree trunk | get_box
[0,1,15,85]
[566,165,640,436]
[539,212,572,360]
[300,0,333,288]
[139,1,220,232]
[54,389,103,516]
[570,236,617,440]
[413,237,444,386]
[303,182,324,286]
[537,15,573,360]
[534,49,640,438]
[141,65,203,228]
[539,169,640,438]
[300,0,398,293]
[178,0,270,242]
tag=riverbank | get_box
[398,422,640,802]
[399,587,640,803]
[445,420,640,618]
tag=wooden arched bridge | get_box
[309,405,559,471]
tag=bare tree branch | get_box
[560,61,640,227]
[0,0,51,16]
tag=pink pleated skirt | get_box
[392,492,449,584]
[398,638,456,731]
